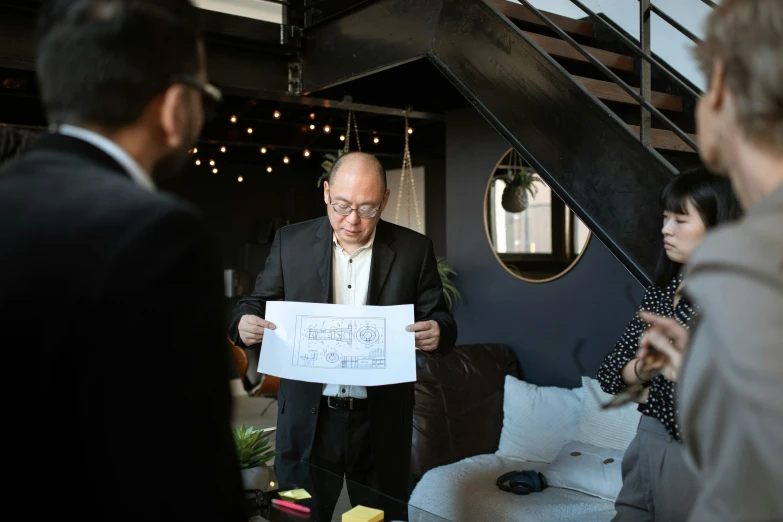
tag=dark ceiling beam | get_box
[219,87,444,121]
[300,0,677,285]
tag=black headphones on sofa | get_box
[496,470,548,495]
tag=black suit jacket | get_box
[228,216,457,500]
[0,134,245,521]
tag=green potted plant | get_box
[437,257,462,310]
[233,424,278,490]
[316,149,345,187]
[501,166,538,213]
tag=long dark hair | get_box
[654,167,742,287]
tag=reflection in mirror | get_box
[485,149,591,282]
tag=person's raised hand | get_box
[238,314,276,347]
[406,320,440,352]
[637,311,690,382]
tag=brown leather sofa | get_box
[412,343,520,485]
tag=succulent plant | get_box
[233,424,278,470]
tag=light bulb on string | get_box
[212,168,218,174]
[247,127,253,134]
[273,110,281,119]
[407,127,414,135]
[303,149,311,158]
[323,125,331,134]
[195,159,201,166]
[220,146,227,153]
[339,135,345,142]
[237,176,244,183]
[266,166,273,173]
[309,113,316,120]
[230,116,237,123]
[309,124,316,130]
[192,147,198,154]
[209,160,215,167]
[373,136,380,144]
[283,156,290,164]
[260,147,267,154]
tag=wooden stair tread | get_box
[488,0,594,38]
[574,76,683,112]
[523,31,634,72]
[629,125,697,152]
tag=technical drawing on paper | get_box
[293,316,386,370]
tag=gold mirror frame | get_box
[483,148,592,283]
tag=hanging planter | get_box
[501,167,537,213]
[500,150,538,213]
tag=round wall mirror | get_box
[484,149,591,282]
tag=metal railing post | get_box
[640,0,651,147]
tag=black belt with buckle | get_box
[323,396,368,411]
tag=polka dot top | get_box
[596,275,698,442]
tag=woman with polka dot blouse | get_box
[597,167,741,522]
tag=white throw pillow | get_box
[576,376,641,451]
[545,440,626,501]
[496,375,582,463]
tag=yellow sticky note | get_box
[277,489,312,500]
[342,505,384,522]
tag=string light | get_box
[309,124,316,130]
[407,127,414,134]
[190,147,197,154]
[309,113,316,120]
[260,147,267,154]
[195,159,201,166]
[230,116,237,123]
[209,160,215,166]
[237,176,244,183]
[266,166,273,173]
[373,136,380,144]
[212,168,218,174]
[323,125,331,134]
[220,146,227,153]
[273,110,281,119]
[247,127,253,134]
[303,149,311,158]
[283,156,290,164]
[339,135,345,142]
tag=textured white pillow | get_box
[496,375,582,463]
[545,440,626,501]
[576,376,641,450]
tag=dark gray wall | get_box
[446,108,645,388]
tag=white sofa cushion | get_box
[575,376,641,451]
[496,375,582,463]
[409,454,616,522]
[544,441,626,501]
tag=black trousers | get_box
[308,398,408,522]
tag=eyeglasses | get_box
[170,75,223,121]
[571,285,660,409]
[329,197,380,219]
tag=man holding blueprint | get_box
[229,152,457,521]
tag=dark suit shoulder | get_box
[377,219,432,247]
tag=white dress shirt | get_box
[322,230,376,399]
[57,124,156,191]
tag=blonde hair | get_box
[694,0,783,152]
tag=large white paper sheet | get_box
[258,301,416,386]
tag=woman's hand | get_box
[637,311,690,382]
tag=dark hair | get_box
[0,127,38,166]
[36,0,202,127]
[654,167,742,286]
[328,151,388,192]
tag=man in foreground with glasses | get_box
[230,151,457,520]
[635,0,783,520]
[0,1,243,520]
